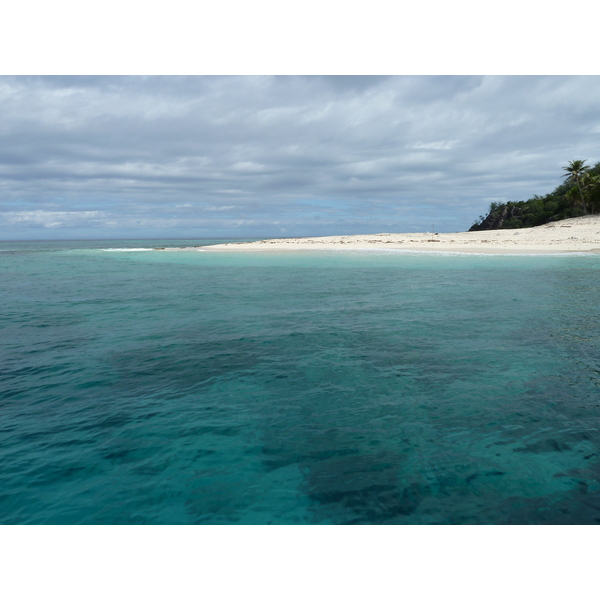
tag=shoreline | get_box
[196,215,600,255]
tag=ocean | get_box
[1,239,600,524]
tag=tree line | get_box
[469,160,600,231]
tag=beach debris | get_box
[513,232,520,235]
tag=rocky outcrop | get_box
[470,203,524,231]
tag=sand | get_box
[198,215,600,255]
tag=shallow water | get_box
[1,239,600,524]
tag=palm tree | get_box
[582,172,600,214]
[562,159,590,214]
[565,186,581,211]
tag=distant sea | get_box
[2,238,600,524]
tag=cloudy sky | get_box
[1,75,600,240]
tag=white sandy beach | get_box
[198,215,600,255]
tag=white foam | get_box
[101,248,155,252]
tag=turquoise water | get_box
[1,239,600,524]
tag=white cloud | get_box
[1,210,104,228]
[412,141,459,150]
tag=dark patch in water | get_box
[466,471,505,485]
[515,439,572,453]
[261,446,360,472]
[302,453,418,524]
[108,338,263,395]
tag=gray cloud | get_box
[1,75,600,239]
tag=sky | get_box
[1,75,600,240]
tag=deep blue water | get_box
[1,239,600,524]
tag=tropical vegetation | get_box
[469,160,600,231]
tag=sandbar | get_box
[197,215,600,255]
